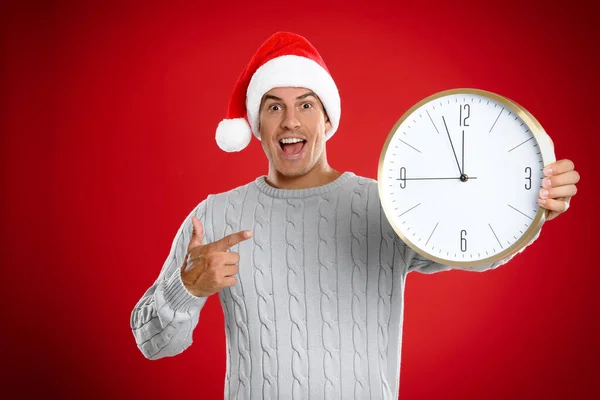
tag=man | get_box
[130,32,580,399]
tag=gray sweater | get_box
[130,172,538,399]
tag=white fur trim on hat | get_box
[215,118,252,152]
[245,55,340,141]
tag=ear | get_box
[325,116,332,132]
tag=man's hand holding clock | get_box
[537,159,579,221]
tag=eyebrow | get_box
[262,91,318,103]
[296,91,318,100]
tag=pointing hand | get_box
[180,216,252,297]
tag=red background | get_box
[1,1,598,399]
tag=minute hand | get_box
[442,116,463,176]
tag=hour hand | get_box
[404,176,477,181]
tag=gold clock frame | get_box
[377,88,556,268]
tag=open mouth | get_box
[279,138,307,156]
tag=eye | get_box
[269,104,281,111]
[301,102,313,109]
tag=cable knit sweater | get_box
[130,172,539,399]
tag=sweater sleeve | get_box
[405,227,542,274]
[130,199,211,360]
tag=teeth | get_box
[280,138,305,144]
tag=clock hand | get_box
[404,177,477,180]
[462,129,465,175]
[397,176,478,188]
[442,116,463,176]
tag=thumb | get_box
[188,216,204,250]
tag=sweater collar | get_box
[254,171,355,199]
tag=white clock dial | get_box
[378,89,555,267]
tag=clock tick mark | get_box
[489,223,503,249]
[508,204,533,220]
[508,137,534,153]
[426,110,439,134]
[425,222,439,246]
[489,107,504,133]
[399,139,422,153]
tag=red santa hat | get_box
[215,32,341,152]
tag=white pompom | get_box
[215,118,253,152]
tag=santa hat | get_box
[215,32,341,152]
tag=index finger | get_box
[212,230,253,251]
[544,159,575,176]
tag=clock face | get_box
[378,89,555,266]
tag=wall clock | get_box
[378,88,555,267]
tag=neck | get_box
[266,155,341,190]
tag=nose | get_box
[281,107,301,131]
